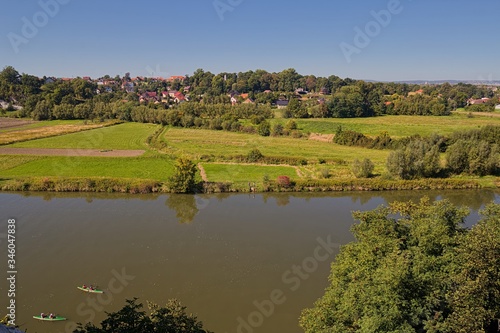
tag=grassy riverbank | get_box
[0,116,499,193]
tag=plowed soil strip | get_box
[0,148,145,157]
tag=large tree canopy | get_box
[300,198,500,333]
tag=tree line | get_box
[1,66,498,121]
[335,125,500,179]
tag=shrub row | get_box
[1,177,162,193]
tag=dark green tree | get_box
[386,139,441,179]
[444,203,500,333]
[300,198,469,333]
[73,298,211,333]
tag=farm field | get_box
[162,127,389,163]
[1,155,174,180]
[0,115,499,192]
[0,118,121,145]
[5,122,159,150]
[274,113,500,137]
[0,122,171,182]
[201,163,298,184]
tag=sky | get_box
[0,0,499,82]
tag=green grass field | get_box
[202,163,298,183]
[1,155,174,180]
[163,128,390,163]
[271,113,500,137]
[6,122,160,150]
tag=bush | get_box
[352,158,375,178]
[291,130,303,138]
[258,120,271,136]
[247,149,263,163]
[319,168,330,179]
[285,120,297,131]
[250,114,266,125]
[277,175,291,188]
[271,123,284,136]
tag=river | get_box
[0,190,499,333]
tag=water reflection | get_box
[165,194,199,224]
[6,189,499,225]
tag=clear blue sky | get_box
[1,0,498,81]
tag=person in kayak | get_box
[49,313,55,319]
[83,284,87,289]
[41,313,47,318]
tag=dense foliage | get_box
[73,298,211,333]
[1,66,498,123]
[300,199,500,333]
[167,157,199,193]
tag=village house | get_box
[319,87,329,95]
[242,98,255,104]
[167,75,186,82]
[408,89,424,96]
[467,97,490,105]
[122,82,135,93]
[276,100,289,109]
[139,91,159,104]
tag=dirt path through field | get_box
[309,133,334,142]
[452,111,500,118]
[197,163,208,181]
[0,147,145,157]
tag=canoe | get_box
[33,315,66,321]
[77,286,104,294]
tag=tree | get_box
[167,157,198,193]
[300,198,470,333]
[328,85,372,118]
[386,139,441,179]
[0,66,20,85]
[74,298,211,333]
[444,203,500,333]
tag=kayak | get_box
[33,315,66,321]
[77,286,104,294]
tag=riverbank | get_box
[0,176,495,194]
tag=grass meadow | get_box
[273,113,500,137]
[202,163,298,184]
[6,122,160,150]
[0,119,121,145]
[1,115,499,190]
